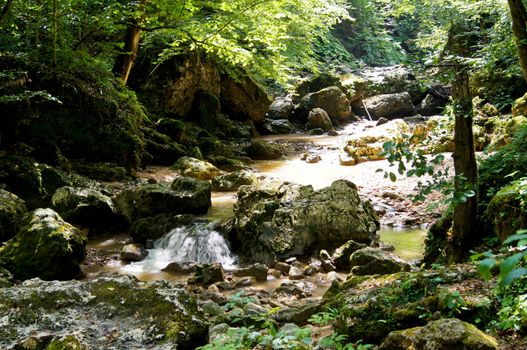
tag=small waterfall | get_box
[123,222,238,273]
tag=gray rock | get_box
[234,263,268,282]
[171,156,224,180]
[212,170,258,192]
[306,108,333,131]
[120,244,148,262]
[130,214,195,244]
[417,93,448,116]
[188,263,225,285]
[0,208,86,281]
[359,92,414,120]
[332,240,367,270]
[0,274,207,349]
[297,86,352,124]
[114,180,210,224]
[274,262,292,275]
[201,301,225,317]
[379,318,498,350]
[267,97,294,120]
[245,140,282,160]
[273,301,321,325]
[162,261,199,274]
[320,250,336,272]
[350,247,411,275]
[261,119,295,134]
[209,323,231,343]
[0,189,27,242]
[51,186,121,229]
[288,266,304,280]
[232,180,379,264]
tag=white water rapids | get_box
[123,221,238,274]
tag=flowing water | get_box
[123,222,238,274]
[88,120,428,282]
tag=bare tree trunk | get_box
[508,0,527,82]
[0,0,14,25]
[446,65,478,262]
[113,26,141,85]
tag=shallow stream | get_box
[86,120,428,286]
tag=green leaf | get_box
[499,252,524,277]
[478,258,496,280]
[503,233,527,246]
[389,172,397,182]
[501,267,527,286]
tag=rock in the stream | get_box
[245,140,283,160]
[273,300,322,325]
[261,119,296,134]
[234,263,268,282]
[0,189,27,242]
[120,243,148,262]
[332,240,367,270]
[162,261,199,274]
[0,208,87,281]
[230,180,379,264]
[267,97,294,120]
[379,318,498,350]
[274,262,291,275]
[0,274,208,349]
[358,92,414,120]
[51,186,122,229]
[349,247,411,275]
[114,179,210,224]
[170,156,224,180]
[297,86,352,124]
[188,263,225,285]
[306,108,333,131]
[212,170,258,191]
[288,266,304,280]
[320,250,336,272]
[129,213,195,244]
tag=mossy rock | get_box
[323,265,497,344]
[130,214,195,244]
[171,156,224,180]
[142,126,188,165]
[379,318,498,350]
[0,274,207,349]
[486,177,527,242]
[114,181,211,224]
[0,208,87,281]
[206,156,250,172]
[156,118,188,144]
[0,189,27,242]
[71,161,129,181]
[0,265,14,287]
[244,140,282,160]
[0,156,72,208]
[0,63,145,171]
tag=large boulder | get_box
[332,240,367,270]
[379,318,498,350]
[212,170,258,191]
[230,180,379,263]
[51,186,122,229]
[356,92,414,120]
[171,156,224,180]
[0,189,27,242]
[220,75,272,123]
[349,247,411,275]
[129,214,195,244]
[114,179,211,224]
[260,119,295,135]
[0,208,87,280]
[0,156,72,208]
[0,274,208,349]
[267,97,294,120]
[297,86,352,124]
[306,108,333,131]
[245,140,283,160]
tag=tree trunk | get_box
[508,0,527,82]
[113,26,141,85]
[447,65,478,262]
[0,0,14,25]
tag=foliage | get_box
[378,130,474,206]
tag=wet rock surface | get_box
[0,274,208,350]
[230,180,379,263]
